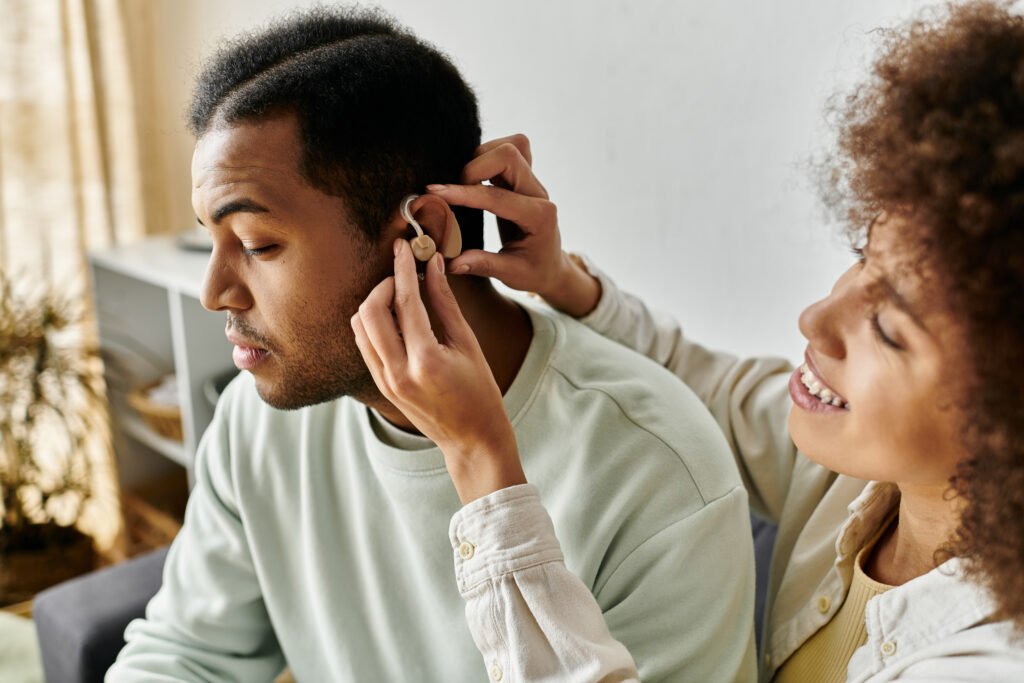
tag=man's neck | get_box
[368,275,533,433]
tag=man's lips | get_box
[227,332,266,350]
[227,332,270,370]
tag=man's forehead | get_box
[191,115,303,189]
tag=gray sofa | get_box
[33,546,168,683]
[33,517,777,682]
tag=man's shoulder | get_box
[536,303,715,431]
[528,304,740,503]
[541,304,693,398]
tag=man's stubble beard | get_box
[255,331,381,411]
[254,250,388,411]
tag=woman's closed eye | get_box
[869,312,901,350]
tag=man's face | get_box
[192,111,389,409]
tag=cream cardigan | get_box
[449,259,1024,682]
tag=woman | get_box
[351,2,1024,681]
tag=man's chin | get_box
[250,372,379,411]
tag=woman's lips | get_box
[232,344,269,370]
[788,366,848,414]
[803,352,842,398]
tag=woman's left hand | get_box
[351,238,527,504]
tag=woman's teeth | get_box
[799,363,849,409]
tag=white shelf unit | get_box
[90,235,234,488]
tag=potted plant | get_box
[0,274,106,606]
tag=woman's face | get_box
[787,214,967,492]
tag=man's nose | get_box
[200,253,252,313]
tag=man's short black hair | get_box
[189,7,483,249]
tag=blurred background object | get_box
[0,0,151,583]
[0,277,105,606]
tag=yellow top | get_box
[774,518,896,683]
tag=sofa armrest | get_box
[33,546,168,683]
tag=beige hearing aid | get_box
[400,194,463,262]
[401,195,436,261]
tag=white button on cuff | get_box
[881,640,897,657]
[458,541,476,560]
[489,664,503,681]
[817,595,831,614]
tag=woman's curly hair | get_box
[827,0,1024,628]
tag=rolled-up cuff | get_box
[448,483,564,593]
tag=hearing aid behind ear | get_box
[400,194,463,262]
[401,195,437,262]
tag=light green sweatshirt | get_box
[108,302,756,683]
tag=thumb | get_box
[447,249,496,277]
[424,254,477,348]
[448,249,527,285]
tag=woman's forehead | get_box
[864,214,953,325]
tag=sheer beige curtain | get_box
[0,0,150,552]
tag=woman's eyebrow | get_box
[869,275,930,333]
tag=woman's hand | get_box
[428,134,601,318]
[350,238,527,505]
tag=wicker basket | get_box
[127,378,183,442]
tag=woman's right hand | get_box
[427,134,602,318]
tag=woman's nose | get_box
[798,266,859,360]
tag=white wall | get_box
[137,0,937,360]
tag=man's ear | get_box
[402,194,463,259]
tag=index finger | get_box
[391,239,437,351]
[475,133,532,166]
[461,142,547,198]
[426,184,551,231]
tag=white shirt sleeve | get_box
[449,484,641,683]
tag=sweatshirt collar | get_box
[360,301,557,473]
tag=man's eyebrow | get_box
[196,198,270,226]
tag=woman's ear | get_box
[405,193,463,259]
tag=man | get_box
[109,8,755,682]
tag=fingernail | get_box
[434,254,445,274]
[426,184,448,192]
[453,264,470,274]
[393,239,402,256]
